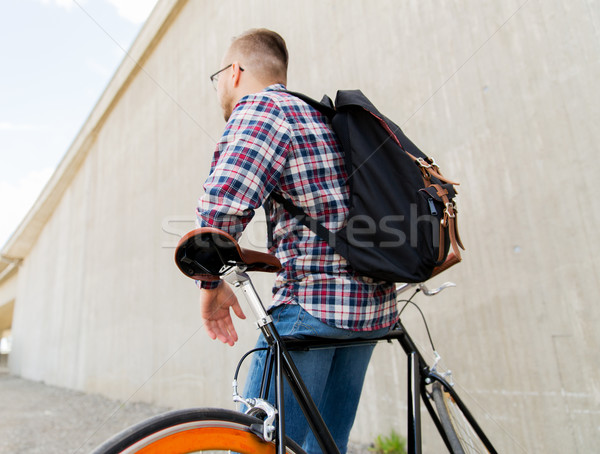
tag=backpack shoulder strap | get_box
[268,192,346,257]
[264,90,340,253]
[277,90,336,118]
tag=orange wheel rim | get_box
[134,426,275,453]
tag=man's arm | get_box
[196,94,292,236]
[195,94,292,344]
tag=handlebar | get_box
[396,281,456,296]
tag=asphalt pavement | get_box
[0,367,370,453]
[0,368,168,454]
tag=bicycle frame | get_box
[279,329,470,454]
[225,267,496,454]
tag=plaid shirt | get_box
[197,84,397,331]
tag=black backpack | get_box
[267,89,464,283]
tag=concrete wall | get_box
[5,0,599,451]
[0,265,16,339]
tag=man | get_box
[196,28,398,453]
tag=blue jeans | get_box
[243,304,390,454]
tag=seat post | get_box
[223,268,273,329]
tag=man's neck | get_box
[234,79,283,101]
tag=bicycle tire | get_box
[91,407,306,454]
[432,383,492,454]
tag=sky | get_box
[0,0,159,248]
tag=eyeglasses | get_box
[209,64,244,90]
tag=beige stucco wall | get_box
[4,0,599,451]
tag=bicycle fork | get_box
[396,326,460,454]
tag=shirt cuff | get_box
[197,280,222,290]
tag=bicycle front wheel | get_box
[92,407,305,454]
[432,383,496,454]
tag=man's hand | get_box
[199,282,246,346]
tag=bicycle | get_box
[92,227,498,454]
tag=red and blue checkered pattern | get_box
[197,85,397,331]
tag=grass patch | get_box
[370,429,407,454]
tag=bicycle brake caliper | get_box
[233,380,277,442]
[427,351,455,387]
[245,399,278,442]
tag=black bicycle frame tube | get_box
[407,352,422,454]
[392,325,428,454]
[259,321,340,454]
[275,341,286,454]
[261,348,275,399]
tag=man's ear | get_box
[231,62,243,87]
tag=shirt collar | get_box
[264,83,287,92]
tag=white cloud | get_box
[0,168,54,248]
[105,0,158,24]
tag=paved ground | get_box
[0,368,169,454]
[0,367,370,453]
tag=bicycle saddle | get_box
[174,227,282,281]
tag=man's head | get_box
[215,28,288,121]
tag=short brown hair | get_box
[228,28,288,85]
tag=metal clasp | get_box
[415,157,432,168]
[415,157,438,169]
[443,202,456,222]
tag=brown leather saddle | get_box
[174,227,282,281]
